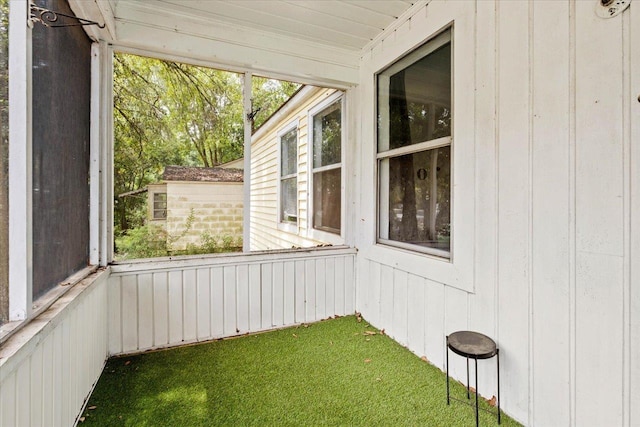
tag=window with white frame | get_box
[279,125,298,225]
[310,94,342,235]
[152,192,167,220]
[377,29,451,258]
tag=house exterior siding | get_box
[353,2,640,426]
[250,87,343,251]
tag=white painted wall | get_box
[0,271,109,427]
[108,247,356,355]
[353,1,640,426]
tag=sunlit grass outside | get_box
[81,315,520,426]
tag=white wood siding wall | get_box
[0,271,109,427]
[250,88,339,251]
[355,1,639,426]
[108,247,356,355]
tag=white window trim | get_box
[362,7,477,294]
[307,91,345,245]
[376,29,453,260]
[277,120,299,234]
[152,191,168,220]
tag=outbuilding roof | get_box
[162,165,244,183]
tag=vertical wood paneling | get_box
[325,258,336,317]
[369,261,381,326]
[52,327,63,426]
[261,263,273,327]
[272,262,284,326]
[630,4,640,426]
[575,2,625,426]
[424,280,445,369]
[497,0,531,419]
[223,266,237,334]
[121,275,138,352]
[315,258,327,319]
[108,276,122,354]
[392,270,408,346]
[211,267,224,336]
[41,334,54,424]
[182,269,198,342]
[137,273,154,350]
[379,265,394,330]
[344,255,355,314]
[305,260,316,320]
[236,264,250,332]
[15,357,30,426]
[334,256,345,315]
[444,287,468,380]
[283,261,295,325]
[530,1,572,425]
[248,264,262,330]
[153,272,169,347]
[294,260,306,323]
[197,268,211,339]
[168,271,183,344]
[406,274,425,356]
[0,373,16,427]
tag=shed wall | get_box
[354,1,639,426]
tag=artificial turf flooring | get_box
[81,315,521,426]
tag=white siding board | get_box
[379,265,394,331]
[294,260,306,323]
[137,273,154,350]
[305,260,316,320]
[182,269,198,342]
[121,275,138,352]
[223,266,237,334]
[15,358,30,427]
[153,272,169,347]
[248,263,262,330]
[261,263,273,327]
[315,258,327,319]
[325,258,336,317]
[392,269,408,346]
[108,276,122,354]
[0,373,16,427]
[531,1,572,424]
[237,264,250,332]
[210,267,224,337]
[424,280,445,369]
[334,256,345,315]
[41,335,54,425]
[197,268,211,339]
[406,274,425,356]
[272,262,285,326]
[168,270,183,344]
[283,261,296,325]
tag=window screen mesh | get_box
[32,0,91,299]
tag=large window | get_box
[377,29,451,258]
[310,95,342,235]
[279,125,298,225]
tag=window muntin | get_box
[377,29,452,258]
[152,192,167,220]
[279,127,298,224]
[311,97,342,234]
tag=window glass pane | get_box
[313,168,341,233]
[382,146,450,252]
[378,40,451,152]
[313,100,341,168]
[153,193,167,219]
[280,128,297,176]
[280,177,297,223]
[0,0,8,324]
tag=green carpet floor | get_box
[81,315,520,426]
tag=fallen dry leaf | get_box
[79,417,85,422]
[488,396,497,407]
[364,358,372,363]
[356,312,362,323]
[88,406,97,410]
[363,331,376,336]
[292,333,298,338]
[421,356,429,363]
[376,377,382,381]
[380,329,386,336]
[124,361,131,366]
[366,338,370,342]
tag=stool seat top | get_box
[447,331,498,359]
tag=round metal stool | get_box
[446,331,500,427]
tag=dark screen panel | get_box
[32,0,91,299]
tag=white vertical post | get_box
[8,0,33,320]
[89,43,100,265]
[242,72,252,252]
[100,41,114,266]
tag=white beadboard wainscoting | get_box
[108,247,356,355]
[0,269,109,427]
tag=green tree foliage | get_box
[113,53,299,255]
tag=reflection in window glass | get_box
[153,193,167,219]
[311,98,342,234]
[377,29,452,257]
[0,0,8,323]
